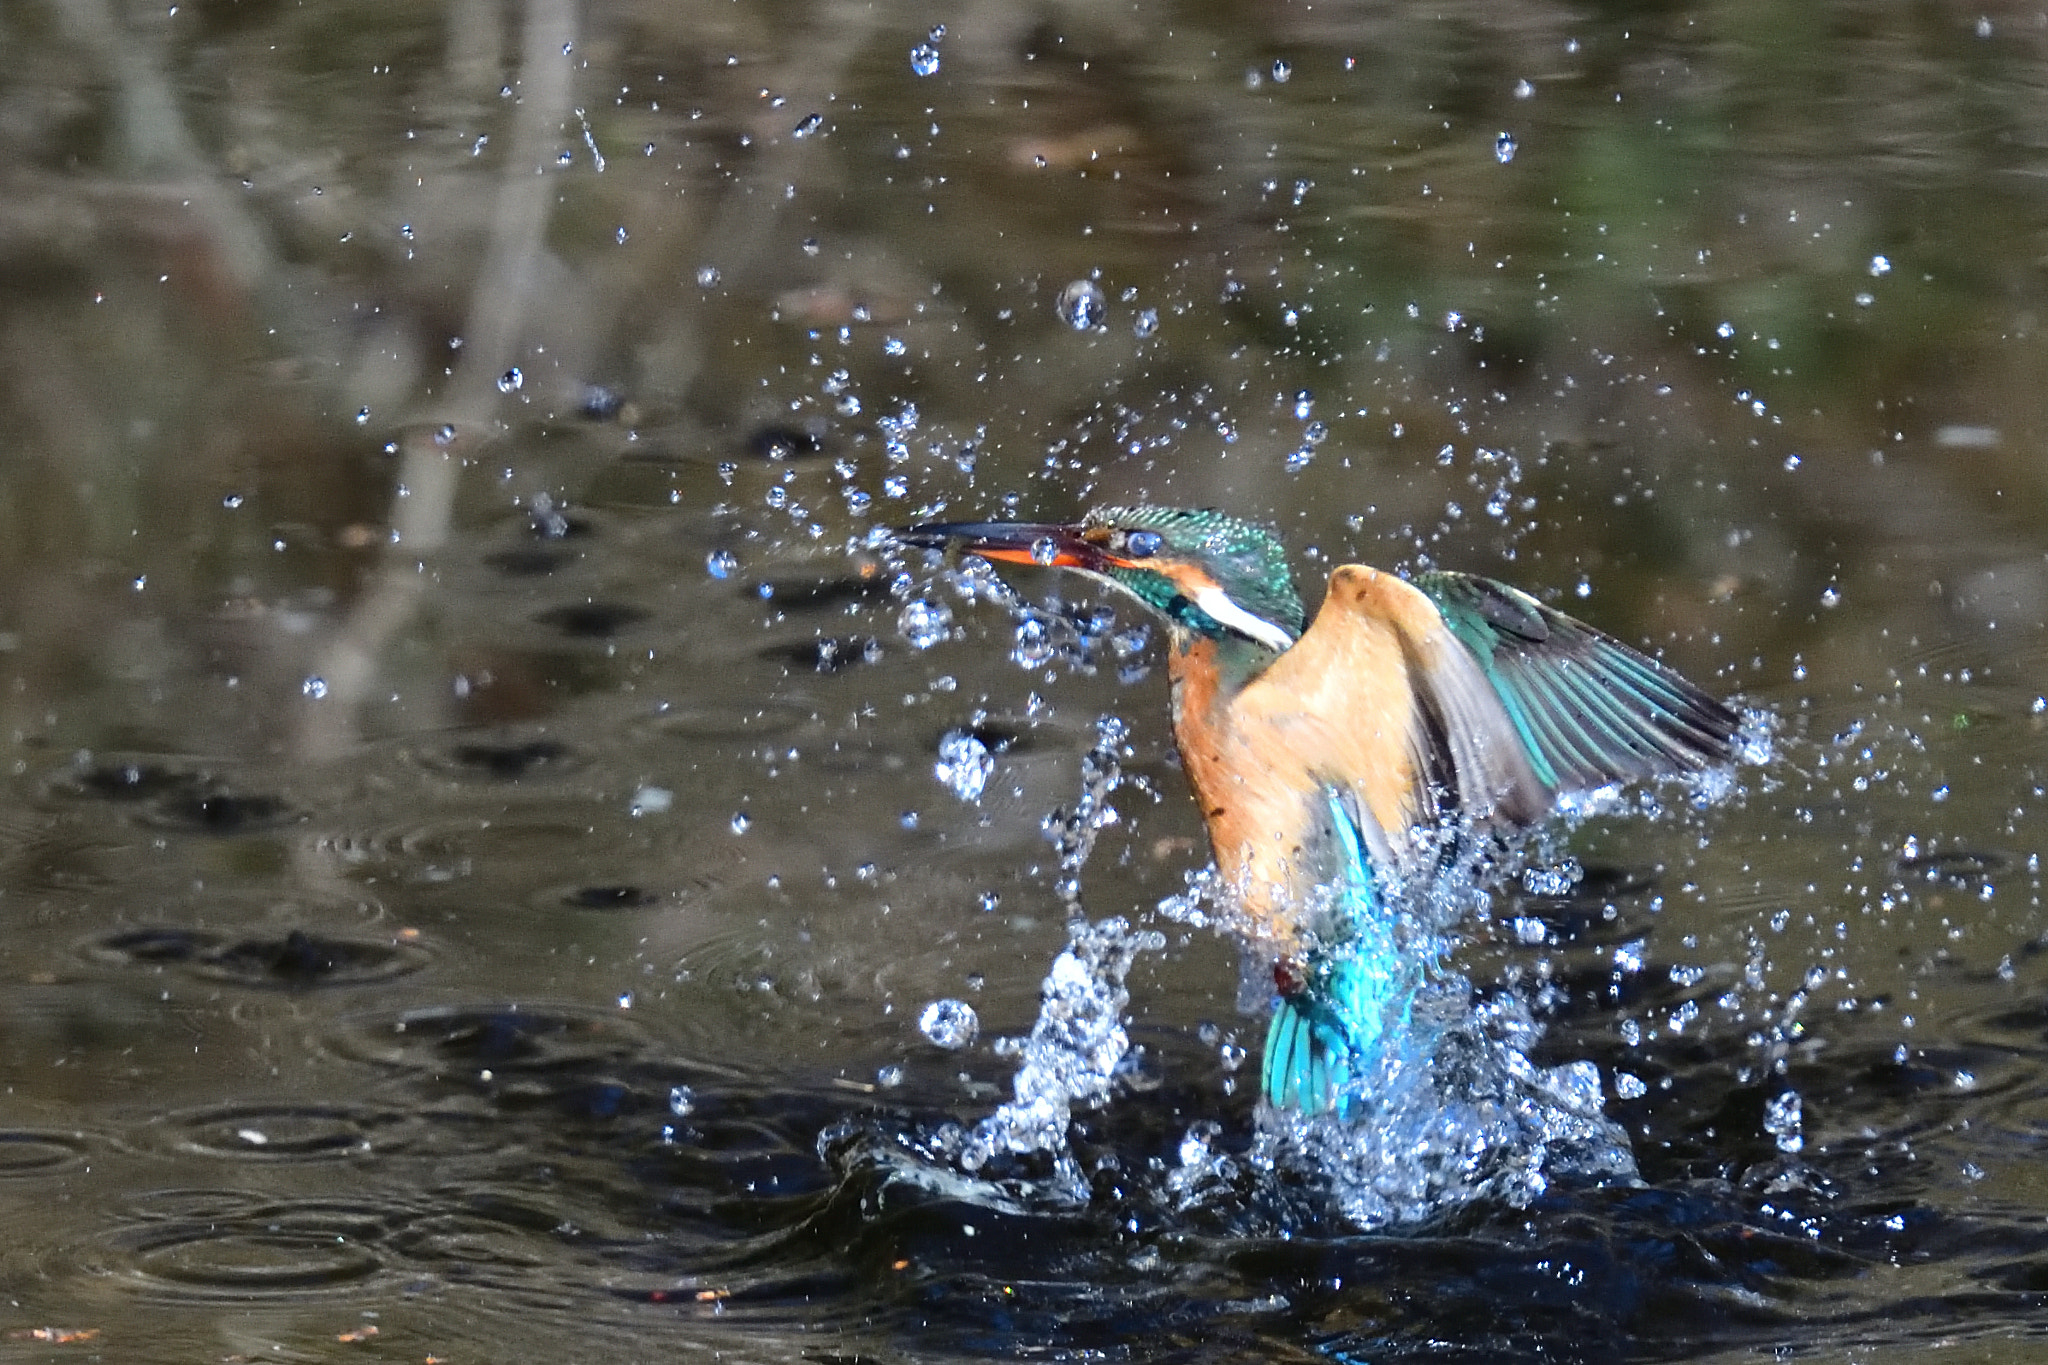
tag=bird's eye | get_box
[1124,530,1164,558]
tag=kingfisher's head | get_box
[898,505,1305,654]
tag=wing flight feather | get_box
[1415,571,1740,795]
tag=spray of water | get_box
[956,916,1164,1200]
[948,716,1162,1195]
[882,551,1753,1229]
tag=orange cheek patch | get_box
[1154,562,1215,601]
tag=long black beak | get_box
[894,520,1112,571]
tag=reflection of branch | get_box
[441,0,578,428]
[297,0,579,761]
[48,0,276,296]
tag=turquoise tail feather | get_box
[1262,990,1357,1116]
[1259,788,1421,1117]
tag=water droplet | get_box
[883,335,906,356]
[1284,446,1314,473]
[354,407,371,425]
[497,367,523,393]
[1056,279,1105,331]
[668,1085,695,1116]
[927,23,946,41]
[876,1064,905,1088]
[1514,78,1536,99]
[1494,131,1517,163]
[222,493,244,509]
[1869,254,1892,277]
[1303,420,1328,445]
[918,998,980,1049]
[801,237,821,257]
[1293,389,1314,420]
[1715,320,1735,339]
[302,677,328,699]
[1132,307,1159,338]
[1614,1071,1647,1100]
[1270,58,1291,82]
[615,225,628,245]
[909,43,940,76]
[1783,452,1801,470]
[935,730,994,802]
[730,810,751,834]
[705,549,738,579]
[792,112,823,138]
[898,598,953,650]
[1012,617,1055,667]
[696,265,722,288]
[1763,1090,1804,1153]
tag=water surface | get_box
[2,0,2047,1359]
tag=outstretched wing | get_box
[1234,564,1551,876]
[1415,571,1739,796]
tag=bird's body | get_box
[1171,564,1537,954]
[898,506,1738,1117]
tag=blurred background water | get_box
[3,0,2048,1358]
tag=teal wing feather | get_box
[1415,572,1739,795]
[1260,789,1419,1117]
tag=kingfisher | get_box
[897,507,1738,1118]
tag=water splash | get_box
[1253,976,1639,1229]
[868,554,1753,1230]
[886,714,1158,1201]
[1049,716,1129,908]
[956,916,1164,1199]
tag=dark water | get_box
[3,0,2048,1359]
